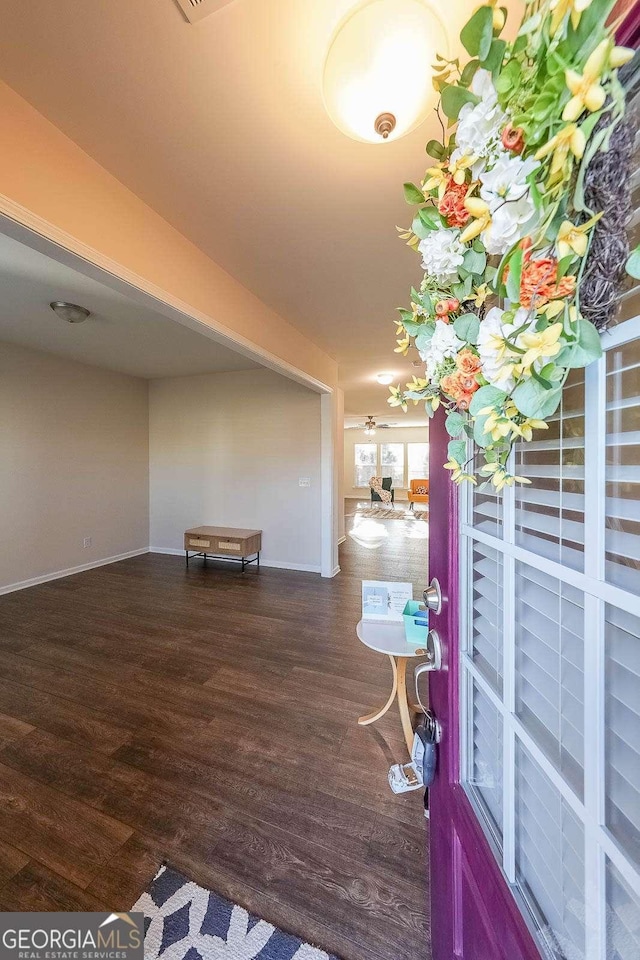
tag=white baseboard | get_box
[0,548,149,597]
[149,548,320,574]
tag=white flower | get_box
[418,228,465,284]
[420,321,464,379]
[482,195,538,254]
[480,152,539,205]
[455,70,508,162]
[477,306,528,391]
[477,151,539,254]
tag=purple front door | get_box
[426,408,540,960]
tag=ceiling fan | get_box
[345,416,396,435]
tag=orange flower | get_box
[438,178,470,228]
[441,371,479,404]
[519,255,577,310]
[502,123,525,155]
[456,349,482,376]
[456,393,474,411]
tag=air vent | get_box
[174,0,235,24]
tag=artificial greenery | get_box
[389,0,633,490]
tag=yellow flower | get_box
[473,283,490,308]
[517,323,563,372]
[556,215,601,259]
[549,0,592,35]
[394,336,410,355]
[539,299,566,319]
[512,418,549,442]
[535,124,585,183]
[444,459,477,485]
[482,411,515,443]
[562,41,609,122]
[388,387,408,412]
[423,165,448,199]
[610,46,634,69]
[460,197,492,243]
[448,153,477,185]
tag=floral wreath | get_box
[389,0,635,490]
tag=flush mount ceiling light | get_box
[376,372,395,385]
[49,301,91,324]
[323,0,448,144]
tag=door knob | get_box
[423,577,442,615]
[415,630,442,675]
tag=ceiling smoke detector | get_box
[49,301,91,324]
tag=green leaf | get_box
[473,415,492,448]
[419,207,441,230]
[411,213,432,240]
[426,139,445,160]
[448,439,467,464]
[459,59,480,87]
[495,58,521,96]
[403,182,426,204]
[481,38,506,74]
[469,384,508,417]
[453,312,480,344]
[512,378,562,419]
[555,320,603,368]
[463,246,486,276]
[460,6,494,60]
[441,84,480,121]
[415,326,435,354]
[505,246,523,304]
[445,411,467,437]
[626,245,640,279]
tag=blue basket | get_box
[403,600,428,645]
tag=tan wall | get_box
[0,341,149,589]
[344,424,430,500]
[0,81,338,391]
[149,369,322,570]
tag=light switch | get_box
[299,477,311,487]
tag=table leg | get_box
[358,655,398,726]
[397,656,416,754]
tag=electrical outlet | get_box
[299,477,311,487]
[83,537,92,548]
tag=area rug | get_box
[133,864,338,959]
[349,507,428,520]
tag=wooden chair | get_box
[408,479,429,510]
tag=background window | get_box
[380,443,404,487]
[354,443,377,487]
[408,442,429,482]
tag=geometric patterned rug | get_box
[133,865,339,960]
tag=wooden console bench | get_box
[184,526,262,571]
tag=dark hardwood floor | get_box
[0,505,430,960]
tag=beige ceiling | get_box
[0,0,521,409]
[0,233,259,379]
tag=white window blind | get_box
[515,562,584,797]
[470,678,503,843]
[515,743,585,960]
[606,858,640,960]
[472,540,503,695]
[605,604,640,869]
[515,369,585,573]
[407,442,429,483]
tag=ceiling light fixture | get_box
[364,416,377,435]
[376,372,394,385]
[323,0,448,144]
[49,301,91,324]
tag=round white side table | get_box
[356,618,426,753]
